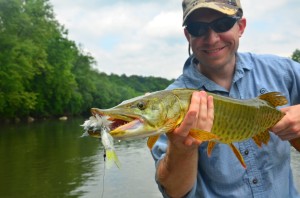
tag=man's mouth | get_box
[203,46,226,54]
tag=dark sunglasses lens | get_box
[186,23,208,37]
[186,17,238,37]
[212,17,237,33]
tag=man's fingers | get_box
[174,91,201,136]
[198,91,208,123]
[174,111,197,137]
[207,95,214,120]
[190,91,201,113]
[271,119,288,133]
[172,91,214,146]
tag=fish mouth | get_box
[91,108,144,138]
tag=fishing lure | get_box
[81,114,121,168]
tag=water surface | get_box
[0,118,299,197]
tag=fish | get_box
[86,89,300,168]
[81,114,121,168]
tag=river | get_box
[0,118,299,197]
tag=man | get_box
[151,0,300,197]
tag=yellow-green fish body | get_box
[89,89,300,168]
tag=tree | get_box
[291,49,300,63]
[0,0,41,117]
[0,0,174,120]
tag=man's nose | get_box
[203,28,220,43]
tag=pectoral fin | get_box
[290,138,300,152]
[147,135,160,150]
[229,143,247,169]
[252,130,270,148]
[207,141,217,157]
[189,128,220,141]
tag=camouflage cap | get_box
[182,0,242,26]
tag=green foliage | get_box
[292,49,300,63]
[0,0,173,120]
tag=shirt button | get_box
[252,178,258,184]
[244,149,249,155]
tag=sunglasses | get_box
[186,16,240,37]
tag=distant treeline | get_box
[0,0,173,120]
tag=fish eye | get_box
[136,101,146,110]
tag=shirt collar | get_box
[182,53,253,92]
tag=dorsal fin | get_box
[258,92,287,107]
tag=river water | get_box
[0,118,299,197]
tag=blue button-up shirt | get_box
[151,52,300,198]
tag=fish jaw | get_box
[90,90,185,140]
[110,119,163,139]
[91,108,162,139]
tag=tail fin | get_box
[290,138,300,152]
[106,149,121,169]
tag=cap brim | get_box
[183,2,238,26]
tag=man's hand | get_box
[270,104,300,140]
[167,91,214,151]
[157,90,214,198]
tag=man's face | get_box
[184,9,246,72]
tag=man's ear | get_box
[184,28,191,42]
[184,28,193,56]
[237,18,246,37]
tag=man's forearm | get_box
[156,143,199,198]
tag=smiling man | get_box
[151,0,300,197]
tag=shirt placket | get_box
[230,71,266,198]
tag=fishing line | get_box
[101,147,106,198]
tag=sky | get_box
[50,0,300,79]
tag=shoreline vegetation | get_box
[1,115,71,124]
[0,0,173,122]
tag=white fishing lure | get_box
[81,115,121,168]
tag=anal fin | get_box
[290,138,300,152]
[252,130,270,148]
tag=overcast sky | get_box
[50,0,300,79]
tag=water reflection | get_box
[0,119,299,198]
[70,139,162,198]
[0,119,161,198]
[0,119,94,197]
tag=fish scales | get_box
[214,98,255,142]
[154,89,284,144]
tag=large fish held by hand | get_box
[83,89,300,168]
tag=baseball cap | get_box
[182,0,243,26]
